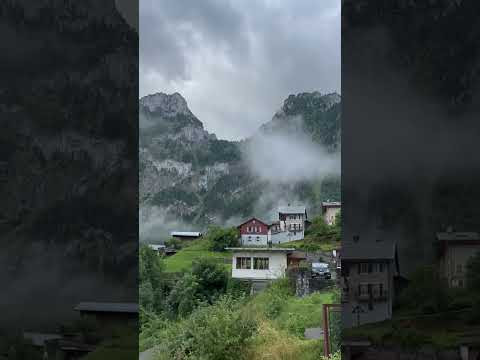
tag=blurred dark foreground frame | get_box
[0,1,139,358]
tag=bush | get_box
[254,279,293,320]
[156,296,257,360]
[321,351,341,360]
[285,312,310,337]
[165,237,183,250]
[166,258,229,319]
[399,265,451,314]
[305,216,330,237]
[226,277,251,297]
[205,226,239,252]
[140,281,155,311]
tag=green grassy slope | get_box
[163,239,232,273]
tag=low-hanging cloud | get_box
[244,119,340,184]
[140,205,202,243]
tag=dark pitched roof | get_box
[288,250,307,259]
[237,217,269,228]
[278,206,306,215]
[321,201,341,208]
[74,302,138,313]
[341,239,397,261]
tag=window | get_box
[236,257,251,269]
[379,263,385,272]
[256,236,260,241]
[358,283,368,296]
[456,264,463,274]
[248,236,252,241]
[253,257,269,270]
[359,263,369,274]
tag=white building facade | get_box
[228,248,294,281]
[272,205,308,243]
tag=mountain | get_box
[139,92,341,241]
[260,91,341,152]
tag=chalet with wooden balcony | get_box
[341,237,399,328]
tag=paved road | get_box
[304,327,324,340]
[139,348,155,360]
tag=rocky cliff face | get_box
[140,91,341,241]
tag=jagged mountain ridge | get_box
[140,91,341,240]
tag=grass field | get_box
[280,238,339,252]
[140,279,339,359]
[275,290,337,331]
[163,239,232,273]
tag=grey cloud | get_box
[140,0,340,140]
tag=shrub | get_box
[140,281,154,311]
[399,265,451,313]
[255,279,293,320]
[166,258,229,319]
[165,237,183,250]
[205,226,239,252]
[226,277,251,297]
[156,296,257,360]
[285,312,309,337]
[321,351,341,360]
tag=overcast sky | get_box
[140,0,340,140]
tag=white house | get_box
[270,205,307,243]
[227,247,296,281]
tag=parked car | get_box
[312,262,331,279]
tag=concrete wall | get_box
[323,207,340,225]
[270,230,304,244]
[231,251,287,280]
